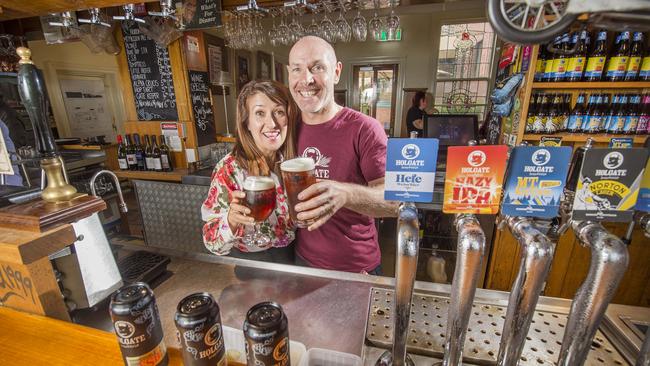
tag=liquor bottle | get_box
[545,93,562,133]
[584,30,608,81]
[143,135,153,171]
[151,135,163,172]
[640,45,650,81]
[566,30,588,82]
[125,134,138,171]
[605,31,631,82]
[534,47,547,82]
[525,94,539,133]
[117,135,128,171]
[159,135,173,171]
[584,94,604,133]
[625,32,644,81]
[599,94,610,132]
[133,134,146,171]
[637,95,650,134]
[608,94,627,134]
[567,93,587,133]
[551,33,569,82]
[544,38,560,82]
[603,94,620,133]
[624,94,641,134]
[533,93,549,133]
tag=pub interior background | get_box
[0,0,648,317]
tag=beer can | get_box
[243,302,290,366]
[110,282,168,366]
[175,292,226,366]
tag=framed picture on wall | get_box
[274,61,284,84]
[256,51,272,80]
[236,50,252,95]
[203,33,229,95]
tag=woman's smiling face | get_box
[246,92,288,158]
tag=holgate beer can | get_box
[243,302,290,366]
[109,282,168,366]
[175,292,226,366]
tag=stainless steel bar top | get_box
[85,244,649,360]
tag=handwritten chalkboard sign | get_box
[189,70,216,146]
[122,21,178,121]
[183,0,222,30]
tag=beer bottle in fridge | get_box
[608,94,627,134]
[624,94,641,134]
[560,93,571,132]
[640,45,650,81]
[599,94,610,132]
[151,136,163,172]
[117,135,128,171]
[584,30,608,81]
[567,93,587,133]
[125,134,138,171]
[625,32,644,81]
[159,135,173,171]
[544,38,559,82]
[551,33,569,82]
[525,94,539,133]
[584,94,604,133]
[637,95,650,134]
[566,30,588,82]
[603,94,620,133]
[605,31,631,82]
[534,47,547,82]
[533,93,549,133]
[545,93,562,133]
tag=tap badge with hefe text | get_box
[501,146,572,218]
[443,145,508,214]
[384,138,439,203]
[572,148,649,222]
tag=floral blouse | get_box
[201,153,295,255]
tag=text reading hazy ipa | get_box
[175,292,226,366]
[243,302,290,366]
[280,157,316,227]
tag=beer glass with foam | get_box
[280,158,317,228]
[242,176,276,249]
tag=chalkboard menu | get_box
[189,70,216,146]
[183,0,222,30]
[122,21,178,121]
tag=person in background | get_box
[201,80,298,263]
[287,36,398,274]
[406,91,427,137]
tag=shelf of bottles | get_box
[117,133,174,172]
[522,29,650,141]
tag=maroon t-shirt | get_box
[296,107,388,272]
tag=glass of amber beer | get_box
[280,158,317,228]
[242,176,276,249]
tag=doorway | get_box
[352,64,398,136]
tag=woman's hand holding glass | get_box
[227,190,255,234]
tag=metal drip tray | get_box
[365,288,628,365]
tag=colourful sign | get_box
[443,145,508,214]
[501,146,572,218]
[609,137,634,148]
[572,148,649,222]
[539,136,563,147]
[384,138,439,202]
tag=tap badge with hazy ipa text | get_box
[572,148,649,222]
[501,146,572,218]
[443,145,508,214]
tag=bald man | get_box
[287,36,398,274]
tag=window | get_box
[433,22,496,120]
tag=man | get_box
[287,36,398,274]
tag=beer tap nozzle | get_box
[375,202,418,366]
[441,214,485,366]
[90,170,128,214]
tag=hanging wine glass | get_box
[335,2,351,43]
[277,10,290,45]
[319,2,336,43]
[386,0,399,40]
[369,0,383,41]
[289,7,305,44]
[352,7,367,42]
[307,12,320,36]
[269,10,279,47]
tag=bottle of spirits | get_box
[125,134,138,171]
[159,135,173,171]
[625,32,644,81]
[605,31,631,82]
[117,134,128,171]
[133,134,146,171]
[584,30,608,81]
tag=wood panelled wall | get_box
[115,30,197,168]
[486,223,650,307]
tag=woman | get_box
[406,91,426,136]
[201,80,297,263]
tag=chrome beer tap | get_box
[375,202,419,366]
[556,138,632,366]
[442,213,485,366]
[90,170,128,213]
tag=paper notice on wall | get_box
[161,122,183,152]
[0,130,14,176]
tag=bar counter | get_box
[1,244,649,365]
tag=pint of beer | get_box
[243,176,276,222]
[280,158,316,227]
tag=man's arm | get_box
[295,177,399,231]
